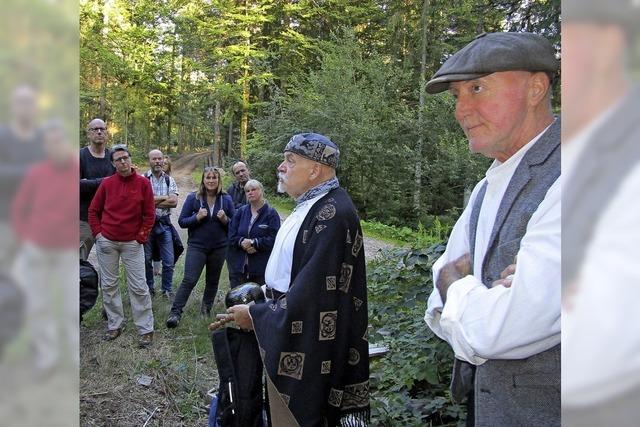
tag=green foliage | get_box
[368,243,466,425]
[81,0,557,226]
[361,217,454,247]
[248,30,489,227]
[266,193,295,215]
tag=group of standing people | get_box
[80,125,282,345]
[166,162,281,328]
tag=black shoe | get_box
[149,288,156,298]
[166,313,180,329]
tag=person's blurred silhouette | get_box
[562,1,640,425]
[0,84,44,267]
[10,119,78,375]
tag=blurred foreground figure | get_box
[0,85,44,267]
[0,85,44,359]
[11,119,78,374]
[562,1,640,426]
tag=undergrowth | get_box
[367,243,466,426]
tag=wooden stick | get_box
[142,406,158,427]
[208,316,233,331]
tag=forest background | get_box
[80,1,559,425]
[80,0,560,229]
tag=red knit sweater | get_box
[11,158,79,248]
[88,171,155,243]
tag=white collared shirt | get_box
[264,192,328,292]
[425,123,561,365]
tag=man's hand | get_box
[491,263,516,288]
[436,253,471,304]
[226,304,253,330]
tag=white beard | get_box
[277,174,286,193]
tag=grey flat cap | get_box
[426,32,559,94]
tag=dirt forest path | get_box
[80,151,394,426]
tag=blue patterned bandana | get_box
[295,176,340,206]
[284,133,340,169]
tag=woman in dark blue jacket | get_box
[166,167,234,328]
[227,179,281,288]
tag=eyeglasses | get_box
[89,127,106,132]
[113,155,130,163]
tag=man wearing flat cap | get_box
[424,32,560,426]
[226,133,370,426]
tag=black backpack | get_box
[211,327,265,427]
[80,259,99,321]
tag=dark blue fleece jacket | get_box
[178,191,235,251]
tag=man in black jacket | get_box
[79,118,115,261]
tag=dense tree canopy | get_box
[80,0,559,226]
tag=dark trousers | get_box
[170,245,226,316]
[144,222,174,293]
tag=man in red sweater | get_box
[88,144,156,348]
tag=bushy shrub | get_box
[368,244,466,426]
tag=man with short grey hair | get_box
[143,149,178,298]
[424,32,560,426]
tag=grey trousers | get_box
[94,236,154,334]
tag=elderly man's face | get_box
[450,71,533,162]
[233,163,250,184]
[87,119,108,145]
[148,150,164,173]
[277,152,314,199]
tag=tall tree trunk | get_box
[228,119,234,158]
[240,68,249,160]
[214,101,222,166]
[99,0,108,119]
[178,122,184,154]
[413,0,429,212]
[123,109,128,145]
[239,0,250,160]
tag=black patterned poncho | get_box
[249,187,370,427]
